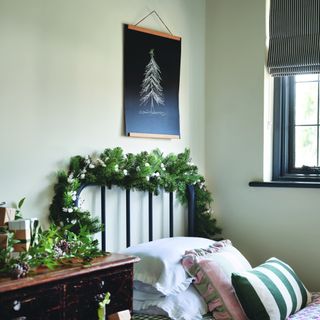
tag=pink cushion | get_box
[181,240,251,320]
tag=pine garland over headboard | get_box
[49,148,221,239]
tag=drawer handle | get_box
[13,300,21,311]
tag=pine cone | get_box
[11,262,30,279]
[53,245,64,258]
[20,262,30,277]
[11,264,23,279]
[57,239,71,254]
[53,239,71,258]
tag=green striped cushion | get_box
[232,257,311,320]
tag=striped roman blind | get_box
[267,0,320,77]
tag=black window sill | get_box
[249,181,320,188]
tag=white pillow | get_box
[134,280,166,295]
[133,284,208,320]
[121,237,215,295]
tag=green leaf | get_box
[18,197,26,210]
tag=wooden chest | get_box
[0,253,139,320]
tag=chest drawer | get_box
[65,265,134,316]
[0,254,138,320]
[0,285,62,320]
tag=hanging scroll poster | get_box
[124,24,181,139]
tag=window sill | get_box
[249,181,320,188]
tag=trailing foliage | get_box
[0,224,105,278]
[27,224,103,269]
[49,148,221,238]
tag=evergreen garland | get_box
[49,148,221,238]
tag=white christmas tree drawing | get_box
[139,49,165,114]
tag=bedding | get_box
[181,240,251,320]
[288,292,320,319]
[133,285,208,320]
[133,293,320,319]
[125,238,319,320]
[132,314,213,320]
[121,237,215,295]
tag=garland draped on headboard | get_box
[49,148,221,239]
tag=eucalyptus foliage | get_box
[49,148,221,238]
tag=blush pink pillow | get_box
[181,240,251,320]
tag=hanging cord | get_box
[135,10,173,35]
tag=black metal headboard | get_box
[75,185,196,251]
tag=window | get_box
[273,74,320,181]
[248,0,320,187]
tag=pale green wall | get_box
[206,0,320,290]
[0,0,206,226]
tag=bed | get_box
[77,184,320,320]
[131,293,320,320]
[132,315,212,320]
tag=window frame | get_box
[273,76,320,182]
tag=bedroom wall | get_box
[205,0,320,290]
[0,0,206,229]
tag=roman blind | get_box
[267,0,320,77]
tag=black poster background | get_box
[124,25,181,137]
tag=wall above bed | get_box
[0,0,206,226]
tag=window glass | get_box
[294,126,317,167]
[293,75,320,168]
[294,82,318,125]
[295,74,319,82]
[273,73,320,181]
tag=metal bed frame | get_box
[75,185,196,251]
